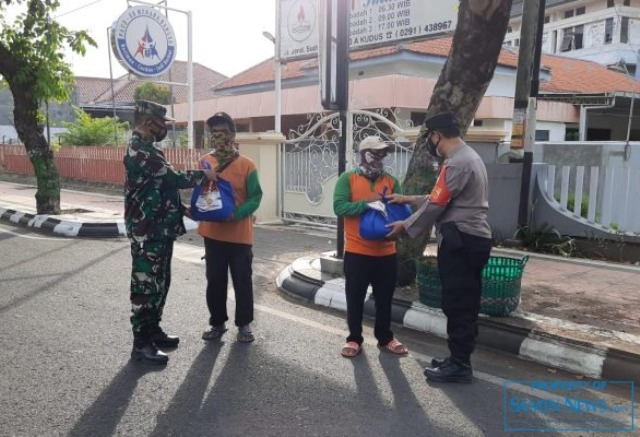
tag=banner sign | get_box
[279,0,459,61]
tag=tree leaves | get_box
[58,106,129,146]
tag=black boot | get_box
[429,356,451,369]
[149,326,180,348]
[424,358,472,383]
[131,332,168,365]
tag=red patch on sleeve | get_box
[429,167,451,205]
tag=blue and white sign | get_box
[111,6,177,77]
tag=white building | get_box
[507,0,640,77]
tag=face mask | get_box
[210,130,235,148]
[145,118,168,143]
[426,132,442,158]
[154,125,168,142]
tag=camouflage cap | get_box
[135,100,175,121]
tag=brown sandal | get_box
[379,338,408,355]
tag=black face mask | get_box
[425,131,441,158]
[154,126,168,142]
[149,119,168,142]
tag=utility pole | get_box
[511,0,547,227]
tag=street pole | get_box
[263,30,283,219]
[511,0,546,228]
[106,26,119,146]
[335,0,349,259]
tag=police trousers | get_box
[437,222,491,364]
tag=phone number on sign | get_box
[425,20,453,33]
[388,20,453,39]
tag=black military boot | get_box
[131,332,169,365]
[424,358,472,383]
[429,356,452,369]
[149,326,180,348]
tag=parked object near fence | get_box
[416,255,529,317]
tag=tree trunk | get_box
[12,85,61,214]
[397,0,513,285]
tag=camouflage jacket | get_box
[124,134,206,241]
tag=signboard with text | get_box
[278,0,459,61]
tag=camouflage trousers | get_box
[129,238,174,335]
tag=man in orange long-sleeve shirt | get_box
[333,136,409,358]
[198,112,263,343]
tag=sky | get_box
[9,0,278,79]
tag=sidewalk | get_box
[1,179,639,382]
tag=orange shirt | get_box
[334,169,402,257]
[197,154,260,245]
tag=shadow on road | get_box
[68,361,166,437]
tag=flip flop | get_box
[202,324,227,340]
[379,338,408,355]
[237,326,255,343]
[341,341,362,358]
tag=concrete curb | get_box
[276,257,640,383]
[0,206,200,239]
[0,207,125,238]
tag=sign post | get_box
[319,0,349,257]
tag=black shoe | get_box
[149,327,180,348]
[424,359,472,383]
[429,356,451,369]
[131,342,169,365]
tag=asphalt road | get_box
[0,222,635,437]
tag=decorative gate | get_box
[281,109,415,226]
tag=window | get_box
[514,38,520,47]
[473,119,484,127]
[560,26,583,51]
[574,25,584,49]
[564,10,574,18]
[576,7,586,15]
[621,17,629,43]
[565,128,579,141]
[605,18,614,44]
[507,25,513,33]
[535,130,550,141]
[544,15,550,24]
[560,29,574,51]
[624,0,630,5]
[607,0,615,7]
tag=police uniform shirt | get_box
[404,143,491,240]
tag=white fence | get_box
[535,142,640,234]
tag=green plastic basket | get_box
[416,255,529,317]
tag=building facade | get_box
[507,0,640,76]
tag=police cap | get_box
[423,112,460,131]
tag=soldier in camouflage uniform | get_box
[124,100,216,365]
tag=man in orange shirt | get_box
[333,136,409,358]
[197,112,263,343]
